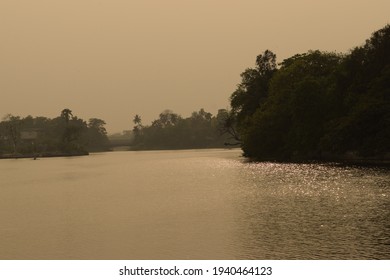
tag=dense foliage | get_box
[229,25,390,160]
[131,109,231,150]
[0,109,109,156]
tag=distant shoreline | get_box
[0,151,89,160]
[1,149,389,167]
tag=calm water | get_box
[0,149,389,259]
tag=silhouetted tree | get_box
[130,109,228,150]
[86,118,109,151]
[1,114,22,154]
[230,50,278,134]
[61,108,73,124]
[216,109,241,144]
[133,114,142,126]
[229,25,390,160]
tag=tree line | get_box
[0,109,110,157]
[228,24,390,161]
[131,108,232,150]
[3,25,387,159]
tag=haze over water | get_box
[2,1,390,132]
[1,149,389,259]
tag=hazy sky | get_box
[1,0,389,133]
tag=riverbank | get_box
[0,151,89,160]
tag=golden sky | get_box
[1,0,389,132]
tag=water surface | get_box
[0,149,389,259]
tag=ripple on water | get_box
[227,162,390,259]
[0,150,389,259]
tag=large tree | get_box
[229,25,390,160]
[1,114,22,154]
[86,118,109,151]
[230,50,277,127]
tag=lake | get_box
[0,149,389,259]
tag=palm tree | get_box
[132,114,143,143]
[133,114,141,126]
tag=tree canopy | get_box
[131,108,231,150]
[229,25,390,161]
[0,109,110,156]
